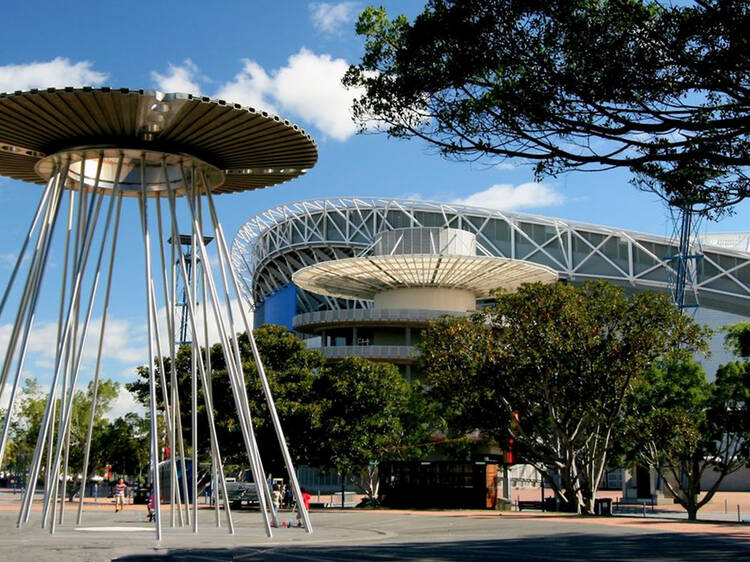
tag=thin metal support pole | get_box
[198,179,277,528]
[164,172,234,534]
[203,275,220,527]
[50,191,109,533]
[17,164,70,527]
[197,196,219,528]
[58,179,104,525]
[168,231,191,527]
[76,186,123,524]
[0,178,60,470]
[43,184,77,529]
[189,173,199,533]
[138,155,162,541]
[15,167,67,526]
[0,173,60,417]
[154,196,183,527]
[177,166,270,536]
[145,276,178,529]
[0,172,55,330]
[204,180,313,533]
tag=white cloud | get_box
[272,49,359,140]
[310,2,359,34]
[402,192,425,201]
[452,182,565,211]
[106,386,146,421]
[151,59,202,95]
[155,297,251,351]
[495,162,516,171]
[0,315,146,368]
[0,57,107,93]
[214,59,277,112]
[214,48,361,141]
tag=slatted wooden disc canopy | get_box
[0,87,318,194]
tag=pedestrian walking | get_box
[272,484,282,513]
[296,486,311,526]
[114,478,127,512]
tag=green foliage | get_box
[345,1,750,215]
[126,324,325,469]
[97,412,150,478]
[626,353,750,519]
[125,324,434,487]
[417,314,498,439]
[418,280,708,514]
[723,322,750,358]
[2,377,149,479]
[313,357,433,497]
[237,326,324,470]
[315,357,426,473]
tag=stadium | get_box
[232,197,750,378]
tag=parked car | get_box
[219,469,258,508]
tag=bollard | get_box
[738,505,741,523]
[642,503,646,518]
[725,499,728,514]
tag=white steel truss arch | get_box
[231,197,750,317]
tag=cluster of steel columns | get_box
[0,150,312,540]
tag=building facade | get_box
[232,197,750,372]
[231,197,750,499]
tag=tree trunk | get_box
[686,503,698,521]
[341,472,346,509]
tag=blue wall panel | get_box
[262,283,296,330]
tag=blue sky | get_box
[0,1,748,417]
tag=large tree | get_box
[625,352,750,520]
[4,378,120,474]
[313,356,433,499]
[128,325,436,492]
[345,1,750,214]
[127,324,325,472]
[418,281,708,514]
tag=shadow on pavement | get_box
[114,532,750,561]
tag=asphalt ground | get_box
[0,502,749,561]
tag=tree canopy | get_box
[127,325,434,489]
[418,281,708,514]
[625,352,750,520]
[314,356,434,497]
[127,324,325,470]
[1,378,149,479]
[724,321,750,358]
[345,0,750,215]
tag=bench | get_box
[517,500,545,511]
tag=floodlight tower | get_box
[169,234,213,345]
[0,88,317,540]
[666,198,703,311]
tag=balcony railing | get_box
[319,345,419,361]
[293,308,471,331]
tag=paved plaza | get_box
[0,500,749,561]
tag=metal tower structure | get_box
[666,202,703,310]
[0,88,317,540]
[169,234,213,345]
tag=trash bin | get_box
[594,498,612,516]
